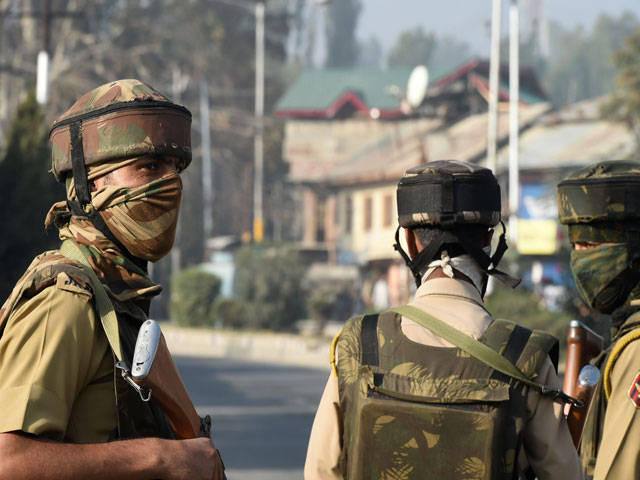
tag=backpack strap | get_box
[390,305,579,405]
[361,314,380,367]
[491,324,531,383]
[60,239,123,361]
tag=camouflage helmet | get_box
[558,160,640,226]
[49,79,192,182]
[397,160,501,229]
[558,161,640,313]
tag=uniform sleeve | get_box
[304,374,344,480]
[593,340,640,480]
[0,285,102,439]
[523,356,584,480]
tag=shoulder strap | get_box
[390,305,577,405]
[60,239,123,361]
[361,314,380,367]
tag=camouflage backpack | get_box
[335,310,558,480]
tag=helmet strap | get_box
[393,223,520,290]
[393,226,459,287]
[453,222,520,289]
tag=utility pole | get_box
[253,1,265,244]
[508,0,520,247]
[200,78,213,242]
[33,0,79,105]
[486,0,501,173]
[36,0,50,104]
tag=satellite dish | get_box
[406,65,429,109]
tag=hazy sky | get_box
[358,0,640,56]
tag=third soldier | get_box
[558,160,640,479]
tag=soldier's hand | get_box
[165,437,223,480]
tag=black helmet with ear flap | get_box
[394,160,519,289]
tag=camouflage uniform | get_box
[0,79,190,441]
[306,161,582,480]
[558,161,640,479]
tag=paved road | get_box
[174,355,329,480]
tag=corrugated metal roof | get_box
[315,103,550,185]
[495,119,635,172]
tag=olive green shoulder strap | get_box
[390,305,574,404]
[60,239,123,361]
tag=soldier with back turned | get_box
[306,160,582,480]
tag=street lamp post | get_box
[486,0,501,173]
[253,1,265,244]
[206,0,326,245]
[508,0,520,247]
[205,0,266,244]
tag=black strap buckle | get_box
[540,386,584,407]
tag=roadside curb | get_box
[161,323,333,370]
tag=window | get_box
[364,196,372,232]
[383,194,393,227]
[316,196,326,243]
[345,196,353,234]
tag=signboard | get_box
[517,183,558,255]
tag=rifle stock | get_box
[137,333,202,439]
[129,320,225,480]
[563,320,603,447]
[566,365,600,446]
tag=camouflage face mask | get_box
[91,174,182,262]
[570,243,629,313]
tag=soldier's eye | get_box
[140,160,159,171]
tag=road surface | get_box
[174,354,329,480]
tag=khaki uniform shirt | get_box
[593,339,640,479]
[0,282,116,443]
[305,277,583,480]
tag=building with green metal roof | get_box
[274,59,548,120]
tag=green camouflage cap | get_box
[558,160,640,225]
[397,160,501,228]
[49,79,192,182]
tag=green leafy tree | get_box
[233,244,307,331]
[387,28,470,73]
[324,0,361,67]
[387,27,436,68]
[170,267,222,327]
[542,13,639,106]
[600,28,640,152]
[0,91,63,302]
[213,297,250,330]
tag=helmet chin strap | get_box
[393,223,520,289]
